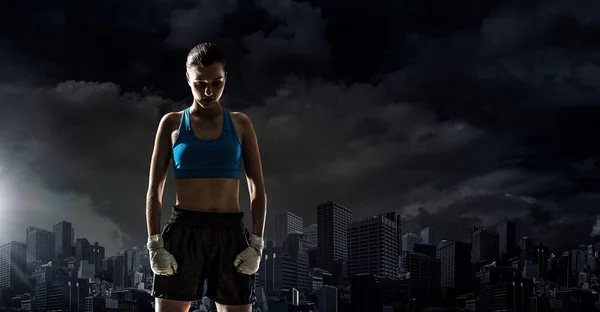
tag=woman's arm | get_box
[240,113,267,238]
[146,113,175,236]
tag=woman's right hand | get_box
[147,234,178,275]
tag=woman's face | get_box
[186,63,226,109]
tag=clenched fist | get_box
[147,234,178,276]
[233,234,264,275]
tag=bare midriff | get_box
[174,178,241,212]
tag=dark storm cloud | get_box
[0,80,170,254]
[162,0,331,69]
[238,78,509,241]
[240,0,330,71]
[378,0,600,249]
[0,48,63,85]
[478,0,600,56]
[164,0,239,49]
[1,0,599,254]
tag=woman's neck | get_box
[190,101,222,119]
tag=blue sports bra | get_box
[172,107,242,179]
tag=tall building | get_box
[395,213,403,273]
[570,246,587,275]
[269,255,298,294]
[476,263,534,311]
[302,224,318,247]
[53,221,73,264]
[0,241,28,293]
[470,227,499,264]
[31,264,77,312]
[388,211,404,276]
[259,234,312,296]
[74,238,91,262]
[91,242,106,273]
[496,221,516,260]
[519,237,535,267]
[317,285,338,312]
[403,251,441,308]
[109,254,126,288]
[124,247,142,288]
[284,233,312,294]
[317,201,352,272]
[26,226,55,273]
[72,237,105,274]
[402,233,423,253]
[437,241,471,299]
[348,212,400,279]
[420,227,438,246]
[274,212,304,247]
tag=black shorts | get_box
[151,207,256,305]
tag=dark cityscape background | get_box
[1,200,599,311]
[1,0,600,311]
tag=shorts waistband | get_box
[168,207,244,228]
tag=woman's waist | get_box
[176,177,238,196]
[173,202,241,213]
[167,206,244,228]
[175,179,240,212]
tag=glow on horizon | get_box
[0,165,7,208]
[0,164,12,240]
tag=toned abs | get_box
[169,111,245,213]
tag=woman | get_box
[145,42,267,312]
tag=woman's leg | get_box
[215,302,251,312]
[206,225,256,311]
[156,298,192,312]
[152,220,207,308]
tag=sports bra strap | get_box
[183,107,191,131]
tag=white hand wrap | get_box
[147,234,178,276]
[233,234,264,275]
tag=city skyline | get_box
[1,0,599,256]
[4,206,597,260]
[2,206,597,311]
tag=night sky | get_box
[0,0,599,256]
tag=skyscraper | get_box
[348,212,400,279]
[317,201,352,271]
[496,221,516,260]
[302,224,318,247]
[470,227,499,264]
[285,233,312,294]
[0,241,28,293]
[437,241,471,298]
[109,254,126,288]
[403,251,441,307]
[74,237,91,262]
[124,247,141,288]
[402,233,423,253]
[26,227,55,273]
[274,212,304,247]
[53,221,73,263]
[91,242,106,273]
[420,227,438,246]
[520,237,535,267]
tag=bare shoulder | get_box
[230,111,256,142]
[230,111,254,132]
[230,111,252,125]
[159,111,183,131]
